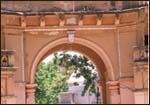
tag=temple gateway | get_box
[1,1,149,104]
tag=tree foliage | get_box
[53,52,98,96]
[35,62,68,104]
[35,52,98,104]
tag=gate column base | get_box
[26,84,37,104]
[107,81,121,104]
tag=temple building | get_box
[1,1,149,104]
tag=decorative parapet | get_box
[1,7,148,27]
[1,1,148,14]
[133,46,149,62]
[1,50,16,68]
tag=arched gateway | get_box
[30,37,115,83]
[28,37,115,104]
[1,1,149,104]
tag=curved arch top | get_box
[30,37,115,83]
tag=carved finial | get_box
[97,14,102,20]
[115,13,120,25]
[79,14,83,20]
[40,15,45,27]
[78,14,83,26]
[59,14,65,26]
[58,14,64,20]
[96,14,102,25]
[21,16,26,27]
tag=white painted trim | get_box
[21,32,25,82]
[25,27,116,32]
[116,30,122,78]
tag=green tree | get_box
[35,62,69,104]
[53,52,98,96]
[35,52,98,104]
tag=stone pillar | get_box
[133,62,148,104]
[98,85,103,104]
[134,90,148,104]
[119,77,134,104]
[26,84,37,104]
[107,81,120,104]
[98,80,107,104]
[1,50,17,104]
[1,70,17,104]
[15,82,26,104]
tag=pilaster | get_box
[26,84,37,104]
[107,81,120,104]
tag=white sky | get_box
[43,51,81,63]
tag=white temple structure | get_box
[58,71,99,104]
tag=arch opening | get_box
[35,51,101,104]
[29,37,115,104]
[30,37,115,84]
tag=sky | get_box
[43,51,81,63]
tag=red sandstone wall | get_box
[1,6,148,104]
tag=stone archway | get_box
[25,37,116,104]
[1,1,148,104]
[30,37,115,83]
